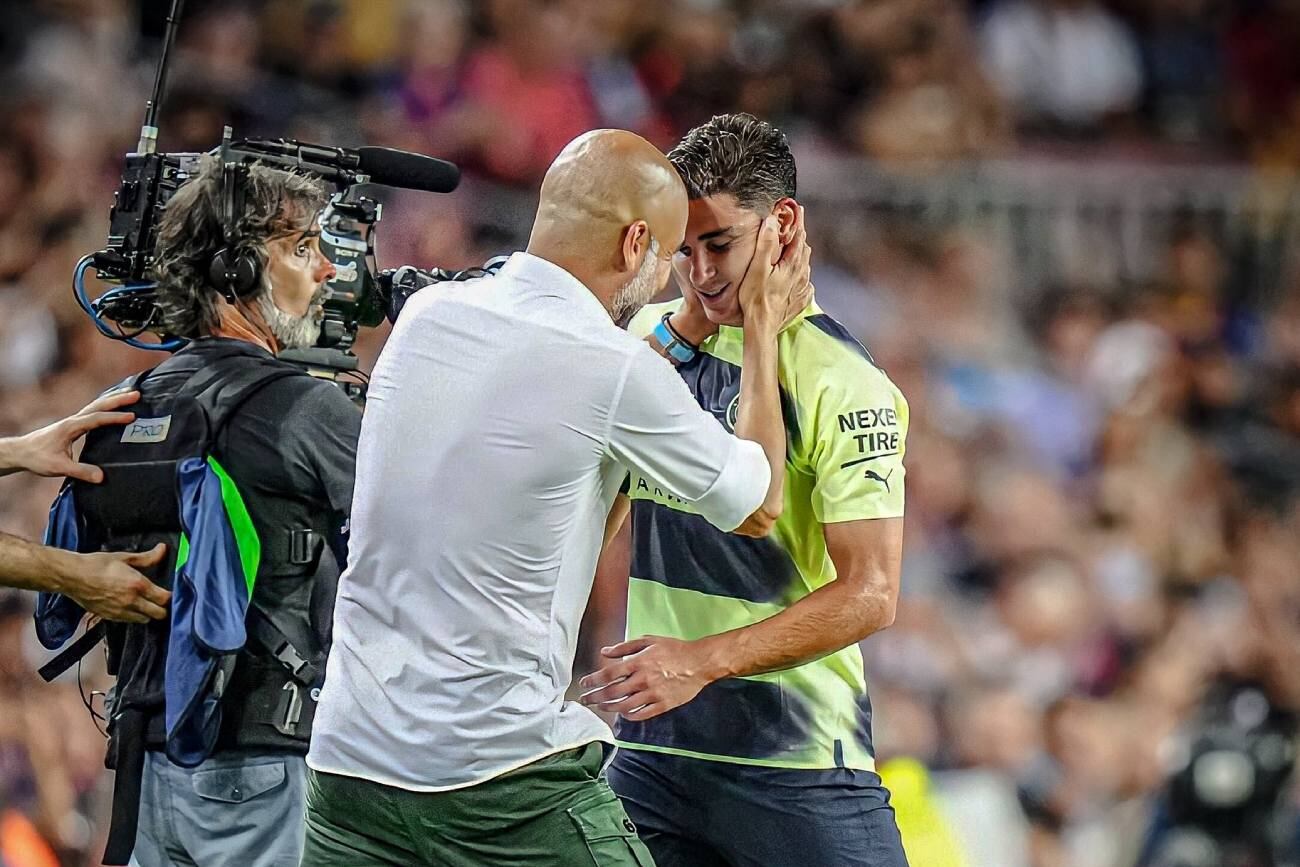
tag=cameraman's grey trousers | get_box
[128,750,307,867]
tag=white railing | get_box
[795,155,1300,305]
[433,156,1300,306]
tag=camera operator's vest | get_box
[34,340,338,865]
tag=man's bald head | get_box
[535,130,686,247]
[527,130,688,320]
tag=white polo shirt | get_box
[307,252,770,792]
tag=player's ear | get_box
[771,198,799,246]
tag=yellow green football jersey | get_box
[616,299,908,771]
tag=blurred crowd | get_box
[1,0,1300,865]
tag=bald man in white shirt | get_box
[303,130,807,867]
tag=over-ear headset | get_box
[207,162,260,301]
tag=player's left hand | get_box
[578,635,718,721]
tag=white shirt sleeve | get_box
[607,344,770,532]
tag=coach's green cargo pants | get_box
[300,742,655,866]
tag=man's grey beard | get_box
[257,286,327,349]
[611,238,660,326]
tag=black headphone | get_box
[207,162,260,301]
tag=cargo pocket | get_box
[191,759,287,804]
[567,794,655,867]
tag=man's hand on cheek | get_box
[737,207,811,328]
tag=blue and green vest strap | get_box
[164,454,260,767]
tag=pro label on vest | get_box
[120,416,172,444]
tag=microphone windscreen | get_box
[356,147,460,193]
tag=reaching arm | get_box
[0,387,171,621]
[578,517,902,720]
[695,517,901,675]
[731,210,811,536]
[0,533,170,622]
[728,271,789,536]
[0,390,139,482]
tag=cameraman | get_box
[37,157,360,867]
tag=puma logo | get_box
[863,467,894,493]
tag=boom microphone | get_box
[356,147,460,193]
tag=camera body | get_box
[1148,679,1299,867]
[94,150,202,291]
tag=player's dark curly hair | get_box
[152,156,328,338]
[667,113,796,211]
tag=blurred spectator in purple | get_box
[393,0,468,130]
